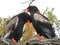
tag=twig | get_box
[29,0,35,6]
[20,0,31,4]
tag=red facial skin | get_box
[27,8,30,12]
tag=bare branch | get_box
[20,0,35,6]
[20,0,31,4]
[29,0,35,6]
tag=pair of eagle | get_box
[4,6,56,43]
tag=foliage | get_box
[21,22,36,43]
[0,17,10,37]
[43,7,60,30]
[43,7,57,24]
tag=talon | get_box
[39,36,46,40]
[35,34,46,40]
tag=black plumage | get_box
[26,6,56,39]
[4,12,32,42]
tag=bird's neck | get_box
[30,11,35,15]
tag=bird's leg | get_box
[39,36,46,40]
[35,34,46,40]
[11,38,17,44]
[18,40,23,45]
[11,38,22,45]
[18,40,20,44]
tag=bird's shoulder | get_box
[34,13,50,23]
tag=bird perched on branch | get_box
[26,6,56,39]
[4,12,32,44]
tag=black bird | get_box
[26,6,56,39]
[4,12,32,43]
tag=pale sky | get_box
[0,0,60,20]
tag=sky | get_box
[0,0,60,20]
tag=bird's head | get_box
[26,6,39,14]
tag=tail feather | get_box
[38,25,56,39]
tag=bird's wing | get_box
[33,13,56,38]
[34,13,53,29]
[38,25,55,38]
[34,13,50,23]
[5,17,18,33]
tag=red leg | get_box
[39,36,46,40]
[18,40,20,44]
[18,40,23,45]
[11,38,17,44]
[35,34,46,40]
